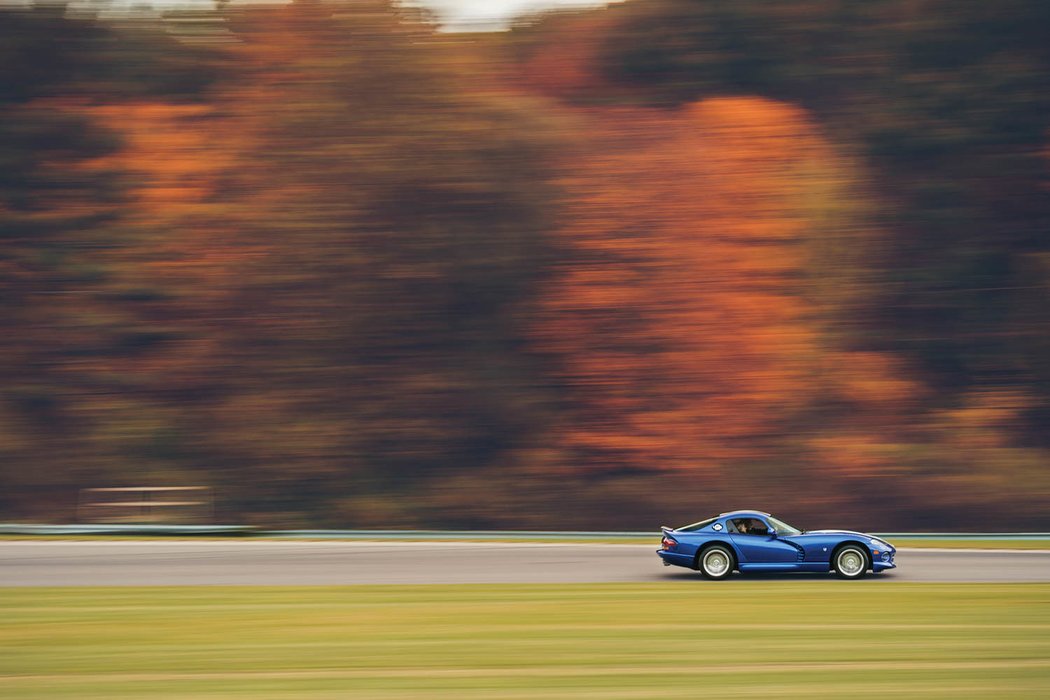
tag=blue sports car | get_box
[657,510,896,580]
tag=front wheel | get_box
[833,545,869,580]
[698,545,735,580]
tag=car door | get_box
[729,517,799,565]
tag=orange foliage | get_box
[69,100,255,392]
[535,96,917,476]
[516,11,623,100]
[87,102,225,210]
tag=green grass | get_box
[3,583,1049,698]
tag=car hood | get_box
[795,530,894,548]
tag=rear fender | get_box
[693,540,738,570]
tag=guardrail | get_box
[262,529,1050,541]
[0,524,256,536]
[3,524,1050,540]
[267,529,653,540]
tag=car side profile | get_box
[657,510,896,580]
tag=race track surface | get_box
[2,541,1049,586]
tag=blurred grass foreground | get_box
[2,0,1050,532]
[3,583,1050,698]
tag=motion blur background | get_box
[2,0,1049,531]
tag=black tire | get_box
[698,545,735,580]
[832,544,869,580]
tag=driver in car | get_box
[734,518,756,535]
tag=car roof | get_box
[718,509,772,519]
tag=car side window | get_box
[731,518,760,535]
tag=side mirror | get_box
[767,527,777,538]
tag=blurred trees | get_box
[0,4,221,517]
[589,0,1050,439]
[512,0,1050,527]
[1,0,1048,528]
[180,1,562,525]
[1,1,562,526]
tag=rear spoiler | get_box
[660,525,675,534]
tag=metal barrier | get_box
[2,525,1049,540]
[77,487,213,524]
[0,524,254,536]
[262,530,1050,541]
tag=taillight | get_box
[661,536,678,550]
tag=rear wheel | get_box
[698,545,735,580]
[833,545,869,580]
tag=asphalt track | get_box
[3,541,1050,586]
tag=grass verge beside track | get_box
[3,583,1049,698]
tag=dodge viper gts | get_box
[657,510,896,579]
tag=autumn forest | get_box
[3,0,1049,530]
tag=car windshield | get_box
[676,517,717,532]
[768,515,802,536]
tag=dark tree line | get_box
[2,1,1049,529]
[590,0,1050,440]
